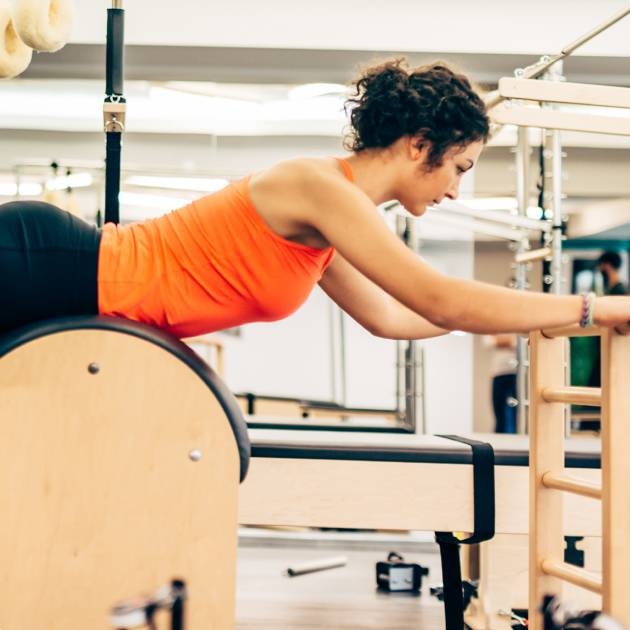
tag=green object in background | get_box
[570,336,600,387]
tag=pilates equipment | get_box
[239,429,601,629]
[0,0,32,78]
[237,322,629,628]
[528,324,630,629]
[488,7,630,435]
[0,315,250,630]
[0,0,74,78]
[10,0,74,52]
[484,5,630,112]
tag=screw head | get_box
[87,363,100,375]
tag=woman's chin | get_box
[397,201,427,217]
[410,204,428,217]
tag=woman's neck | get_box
[344,148,402,205]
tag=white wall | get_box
[416,240,475,434]
[220,287,336,400]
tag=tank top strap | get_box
[335,157,355,182]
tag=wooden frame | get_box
[240,431,601,536]
[491,104,630,137]
[498,78,630,109]
[529,325,630,628]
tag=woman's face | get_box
[399,140,484,216]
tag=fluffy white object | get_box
[10,0,73,52]
[0,0,32,78]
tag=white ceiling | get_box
[65,0,630,56]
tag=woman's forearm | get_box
[429,277,583,334]
[381,298,450,339]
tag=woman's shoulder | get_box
[251,156,348,192]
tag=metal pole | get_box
[395,214,420,431]
[547,62,565,297]
[515,126,531,434]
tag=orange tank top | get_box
[97,159,353,337]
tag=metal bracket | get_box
[103,101,126,133]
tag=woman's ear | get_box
[409,135,427,161]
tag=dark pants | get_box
[492,372,517,434]
[0,201,101,335]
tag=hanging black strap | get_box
[104,3,126,226]
[434,435,495,630]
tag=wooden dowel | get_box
[514,247,551,264]
[541,559,602,593]
[542,386,601,406]
[542,472,602,500]
[541,325,603,339]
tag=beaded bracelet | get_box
[579,291,596,328]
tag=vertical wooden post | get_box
[600,328,630,622]
[528,331,566,630]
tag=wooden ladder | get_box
[528,324,630,628]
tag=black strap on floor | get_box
[434,435,495,629]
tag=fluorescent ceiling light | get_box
[464,197,518,211]
[288,83,347,101]
[125,175,229,193]
[465,197,546,220]
[119,191,191,210]
[0,182,43,196]
[45,173,94,190]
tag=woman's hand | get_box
[593,296,630,328]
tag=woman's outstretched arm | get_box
[305,171,629,334]
[319,253,448,339]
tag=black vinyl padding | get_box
[0,315,251,482]
[249,443,601,469]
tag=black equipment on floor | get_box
[375,551,429,593]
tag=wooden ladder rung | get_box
[542,471,602,499]
[542,386,601,406]
[541,325,603,339]
[541,559,603,593]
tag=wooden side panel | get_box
[0,330,240,630]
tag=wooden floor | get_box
[236,541,446,629]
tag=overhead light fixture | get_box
[45,172,94,191]
[0,182,43,196]
[125,175,229,193]
[119,191,191,211]
[464,197,518,212]
[288,83,347,101]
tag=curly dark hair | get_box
[344,58,490,169]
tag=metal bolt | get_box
[87,363,100,375]
[189,449,202,462]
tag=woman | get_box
[1,59,629,337]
